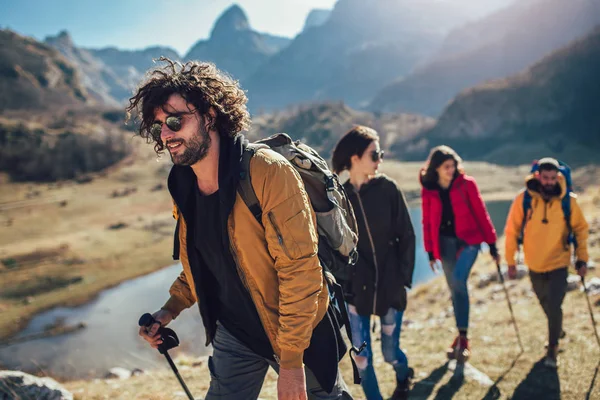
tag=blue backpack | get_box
[518,160,576,249]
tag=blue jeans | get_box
[440,236,480,330]
[347,306,409,400]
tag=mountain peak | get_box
[303,9,331,31]
[45,30,75,48]
[211,4,250,39]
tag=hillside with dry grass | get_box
[0,111,130,182]
[0,121,174,341]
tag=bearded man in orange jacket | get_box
[505,157,589,368]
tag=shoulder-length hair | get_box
[331,125,379,174]
[421,145,464,184]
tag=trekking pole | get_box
[496,263,524,352]
[139,313,195,400]
[581,277,600,350]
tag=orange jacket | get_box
[504,174,589,273]
[162,148,328,369]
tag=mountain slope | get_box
[244,0,483,112]
[89,45,180,101]
[45,31,129,106]
[369,0,600,116]
[395,27,600,165]
[44,31,180,106]
[0,29,90,111]
[249,102,434,160]
[302,9,331,31]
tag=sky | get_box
[1,0,338,55]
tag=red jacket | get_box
[421,173,497,260]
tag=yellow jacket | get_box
[504,174,589,273]
[162,148,328,369]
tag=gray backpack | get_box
[238,133,359,279]
[237,133,365,384]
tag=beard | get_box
[541,183,560,196]
[168,125,211,166]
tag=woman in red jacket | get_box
[420,145,499,362]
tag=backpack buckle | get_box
[348,248,359,266]
[325,176,335,192]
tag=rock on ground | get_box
[0,370,73,400]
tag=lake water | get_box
[0,201,512,379]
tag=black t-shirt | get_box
[438,186,456,237]
[194,188,273,359]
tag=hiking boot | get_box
[544,345,559,369]
[446,336,459,360]
[456,336,471,363]
[389,368,414,400]
[447,336,470,362]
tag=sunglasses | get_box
[371,150,384,162]
[150,110,197,138]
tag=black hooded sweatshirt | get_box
[343,175,416,316]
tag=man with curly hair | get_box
[132,58,351,400]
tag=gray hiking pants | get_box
[205,323,352,400]
[529,267,569,347]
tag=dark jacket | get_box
[164,135,342,392]
[343,175,416,316]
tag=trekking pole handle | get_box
[138,313,180,353]
[138,313,194,400]
[139,313,159,328]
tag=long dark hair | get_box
[421,145,464,184]
[331,125,379,174]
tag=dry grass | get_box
[0,139,176,340]
[63,249,600,400]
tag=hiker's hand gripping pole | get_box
[139,313,195,400]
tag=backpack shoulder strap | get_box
[173,218,181,260]
[562,192,577,248]
[557,161,577,247]
[519,189,532,245]
[238,145,265,224]
[172,204,181,260]
[329,280,365,384]
[561,194,572,223]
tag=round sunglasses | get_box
[150,110,197,138]
[371,150,384,162]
